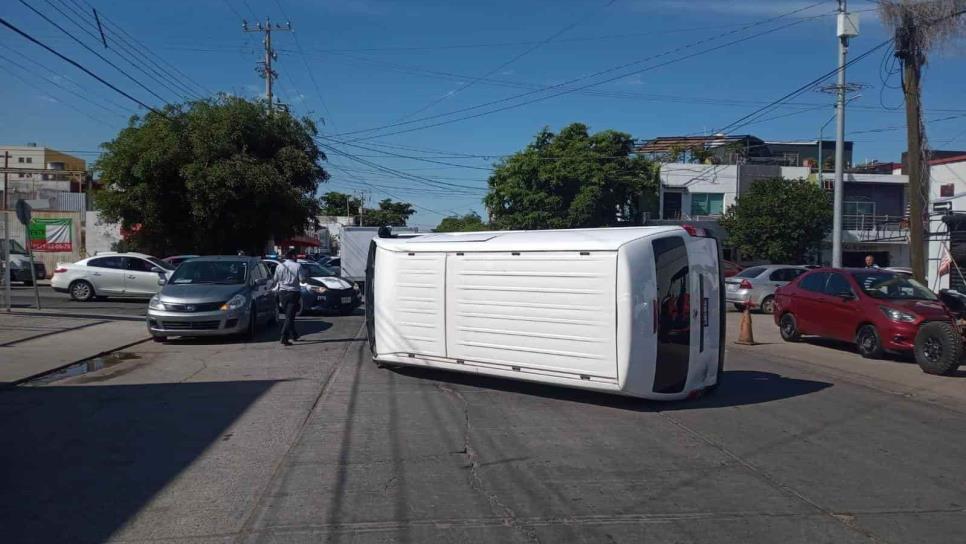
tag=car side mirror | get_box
[254,277,268,286]
[151,266,164,274]
[157,277,166,286]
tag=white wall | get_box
[659,164,738,218]
[928,159,966,289]
[85,211,122,256]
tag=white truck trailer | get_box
[365,226,725,400]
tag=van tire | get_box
[914,321,962,375]
[779,313,800,342]
[856,325,884,359]
[69,280,95,302]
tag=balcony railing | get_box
[843,214,908,242]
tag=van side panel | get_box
[616,240,659,395]
[446,252,619,379]
[373,248,447,357]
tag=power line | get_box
[16,0,170,106]
[270,0,335,126]
[394,0,617,122]
[318,136,494,171]
[0,15,161,113]
[0,61,122,129]
[330,2,830,141]
[71,0,212,97]
[0,51,128,120]
[42,0,195,102]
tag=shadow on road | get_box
[0,380,279,544]
[387,367,832,411]
[161,318,333,346]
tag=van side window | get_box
[651,235,690,394]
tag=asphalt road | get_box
[2,284,148,316]
[1,312,965,543]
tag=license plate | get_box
[341,297,352,304]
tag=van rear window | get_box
[652,235,690,394]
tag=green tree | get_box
[360,199,415,227]
[320,192,362,217]
[94,96,327,255]
[719,178,832,263]
[435,211,488,232]
[484,123,658,230]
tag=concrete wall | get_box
[85,211,121,256]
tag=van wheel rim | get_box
[923,337,942,362]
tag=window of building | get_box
[941,184,955,197]
[25,157,32,164]
[690,193,724,216]
[17,157,24,163]
[844,201,875,216]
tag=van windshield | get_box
[851,272,937,301]
[169,260,249,285]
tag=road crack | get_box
[435,383,541,543]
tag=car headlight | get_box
[221,294,247,311]
[880,306,916,323]
[149,295,165,310]
[308,285,327,294]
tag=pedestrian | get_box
[864,255,879,269]
[273,249,302,345]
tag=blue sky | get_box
[2,0,965,229]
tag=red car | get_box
[722,260,743,278]
[773,268,953,358]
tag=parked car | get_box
[163,255,200,268]
[726,265,807,314]
[0,239,46,285]
[51,252,173,301]
[774,268,954,359]
[722,259,742,278]
[262,259,360,315]
[147,256,276,341]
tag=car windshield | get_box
[852,272,937,301]
[300,263,338,278]
[149,257,174,270]
[736,266,766,278]
[2,239,28,255]
[168,260,248,285]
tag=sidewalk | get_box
[0,313,149,384]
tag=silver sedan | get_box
[725,265,807,314]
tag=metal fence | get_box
[843,214,909,242]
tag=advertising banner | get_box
[29,218,73,252]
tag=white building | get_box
[657,162,910,266]
[927,154,966,290]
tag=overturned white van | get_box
[364,226,724,400]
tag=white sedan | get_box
[51,252,174,301]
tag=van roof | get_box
[375,226,686,252]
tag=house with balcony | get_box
[640,133,909,266]
[927,154,966,291]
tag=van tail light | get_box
[739,279,753,290]
[682,224,709,237]
[54,267,68,274]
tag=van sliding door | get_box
[651,236,690,394]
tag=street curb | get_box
[5,309,144,322]
[9,336,153,387]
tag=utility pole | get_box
[242,18,292,112]
[2,151,10,311]
[895,10,927,282]
[832,0,859,268]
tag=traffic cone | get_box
[735,303,757,345]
